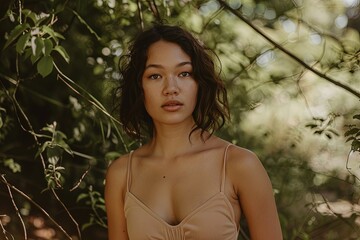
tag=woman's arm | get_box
[105,155,129,240]
[228,147,283,240]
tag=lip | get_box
[161,100,183,112]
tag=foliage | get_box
[0,0,359,239]
[345,114,360,152]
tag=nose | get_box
[163,75,179,96]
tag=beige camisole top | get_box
[124,144,239,239]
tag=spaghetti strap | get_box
[126,150,135,192]
[221,144,232,192]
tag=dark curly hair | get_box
[116,25,229,141]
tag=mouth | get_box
[161,100,183,111]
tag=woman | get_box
[105,25,282,240]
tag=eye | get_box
[179,72,192,77]
[148,74,161,80]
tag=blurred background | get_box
[0,0,359,239]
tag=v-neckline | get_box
[125,191,226,228]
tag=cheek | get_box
[142,86,157,113]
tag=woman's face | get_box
[141,40,198,127]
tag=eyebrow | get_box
[145,61,192,69]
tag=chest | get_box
[128,152,240,226]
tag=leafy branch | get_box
[345,114,360,180]
[3,9,70,77]
[217,0,360,99]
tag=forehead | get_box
[145,40,191,66]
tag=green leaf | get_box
[42,26,65,45]
[23,48,32,60]
[305,123,317,129]
[34,37,45,58]
[4,158,22,173]
[30,50,41,63]
[3,23,30,49]
[314,130,323,135]
[327,128,339,136]
[48,156,60,165]
[353,114,360,120]
[344,128,360,137]
[351,140,360,151]
[22,9,37,25]
[42,25,58,43]
[77,193,89,202]
[53,45,70,63]
[72,10,101,41]
[346,136,355,142]
[47,146,63,160]
[54,32,65,40]
[37,55,53,77]
[53,141,73,156]
[16,32,31,53]
[35,13,51,27]
[81,222,94,231]
[43,39,53,56]
[35,141,50,159]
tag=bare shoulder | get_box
[107,153,130,174]
[227,145,262,169]
[105,153,130,192]
[105,153,132,240]
[226,145,270,193]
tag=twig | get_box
[51,189,81,239]
[345,150,360,182]
[70,165,91,192]
[0,76,47,170]
[217,0,360,99]
[146,0,162,23]
[53,62,129,152]
[1,175,27,239]
[0,215,12,240]
[319,193,360,236]
[88,187,107,228]
[0,176,72,239]
[136,0,144,30]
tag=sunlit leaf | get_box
[22,9,37,25]
[42,25,64,44]
[4,159,22,173]
[53,45,70,63]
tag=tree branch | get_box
[51,189,81,239]
[217,0,360,99]
[0,175,27,239]
[0,175,72,239]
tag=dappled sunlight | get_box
[33,228,57,240]
[0,0,359,239]
[315,198,360,224]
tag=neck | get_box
[146,121,209,158]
